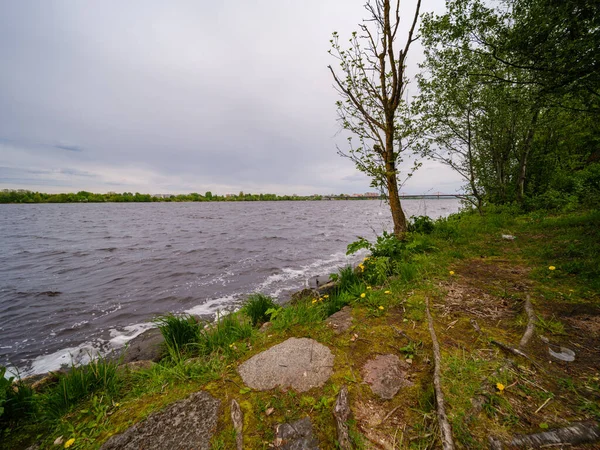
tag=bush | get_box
[154,314,201,356]
[347,231,404,259]
[242,293,277,326]
[1,366,35,424]
[408,215,435,234]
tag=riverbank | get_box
[2,207,600,449]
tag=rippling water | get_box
[0,199,460,375]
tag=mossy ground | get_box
[3,209,599,449]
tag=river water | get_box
[0,199,460,375]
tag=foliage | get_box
[408,215,435,234]
[347,231,405,259]
[0,366,35,424]
[242,293,278,326]
[0,189,324,204]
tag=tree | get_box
[328,0,422,237]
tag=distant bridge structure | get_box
[322,193,465,200]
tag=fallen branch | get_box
[470,319,542,370]
[489,421,600,449]
[426,297,455,450]
[519,295,536,350]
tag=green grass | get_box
[153,313,201,357]
[241,293,278,326]
[42,356,121,420]
[196,312,253,355]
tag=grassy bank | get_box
[2,207,599,449]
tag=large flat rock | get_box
[100,391,220,450]
[121,328,164,364]
[238,338,334,392]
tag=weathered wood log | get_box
[489,421,600,449]
[334,385,353,450]
[426,297,455,450]
[231,399,244,450]
[518,295,536,350]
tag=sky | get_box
[0,0,463,196]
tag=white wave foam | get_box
[184,295,240,318]
[256,251,363,298]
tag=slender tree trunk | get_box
[517,108,540,203]
[385,139,407,237]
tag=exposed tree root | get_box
[489,421,600,449]
[426,297,455,450]
[518,294,536,350]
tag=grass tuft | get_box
[242,293,278,326]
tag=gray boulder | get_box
[238,338,334,392]
[100,391,220,450]
[361,354,413,399]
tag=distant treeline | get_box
[0,190,329,204]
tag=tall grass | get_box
[42,356,120,420]
[154,313,201,357]
[197,313,253,355]
[241,293,277,326]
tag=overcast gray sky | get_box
[0,0,462,195]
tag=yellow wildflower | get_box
[360,293,366,298]
[496,383,505,392]
[358,264,365,271]
[378,306,384,310]
[64,439,75,449]
[449,270,455,275]
[367,286,372,290]
[311,299,317,304]
[384,290,391,294]
[549,266,556,271]
[323,295,329,299]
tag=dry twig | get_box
[426,297,455,450]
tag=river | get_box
[0,199,460,375]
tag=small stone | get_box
[502,234,516,240]
[362,354,413,400]
[266,407,275,416]
[274,417,319,449]
[326,306,353,335]
[53,436,64,446]
[259,322,272,333]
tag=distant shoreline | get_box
[0,190,462,204]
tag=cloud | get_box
[55,144,84,152]
[0,0,455,196]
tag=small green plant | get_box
[153,313,201,356]
[241,293,277,326]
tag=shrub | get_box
[408,215,435,234]
[346,231,404,259]
[154,314,201,356]
[0,366,35,424]
[242,293,277,326]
